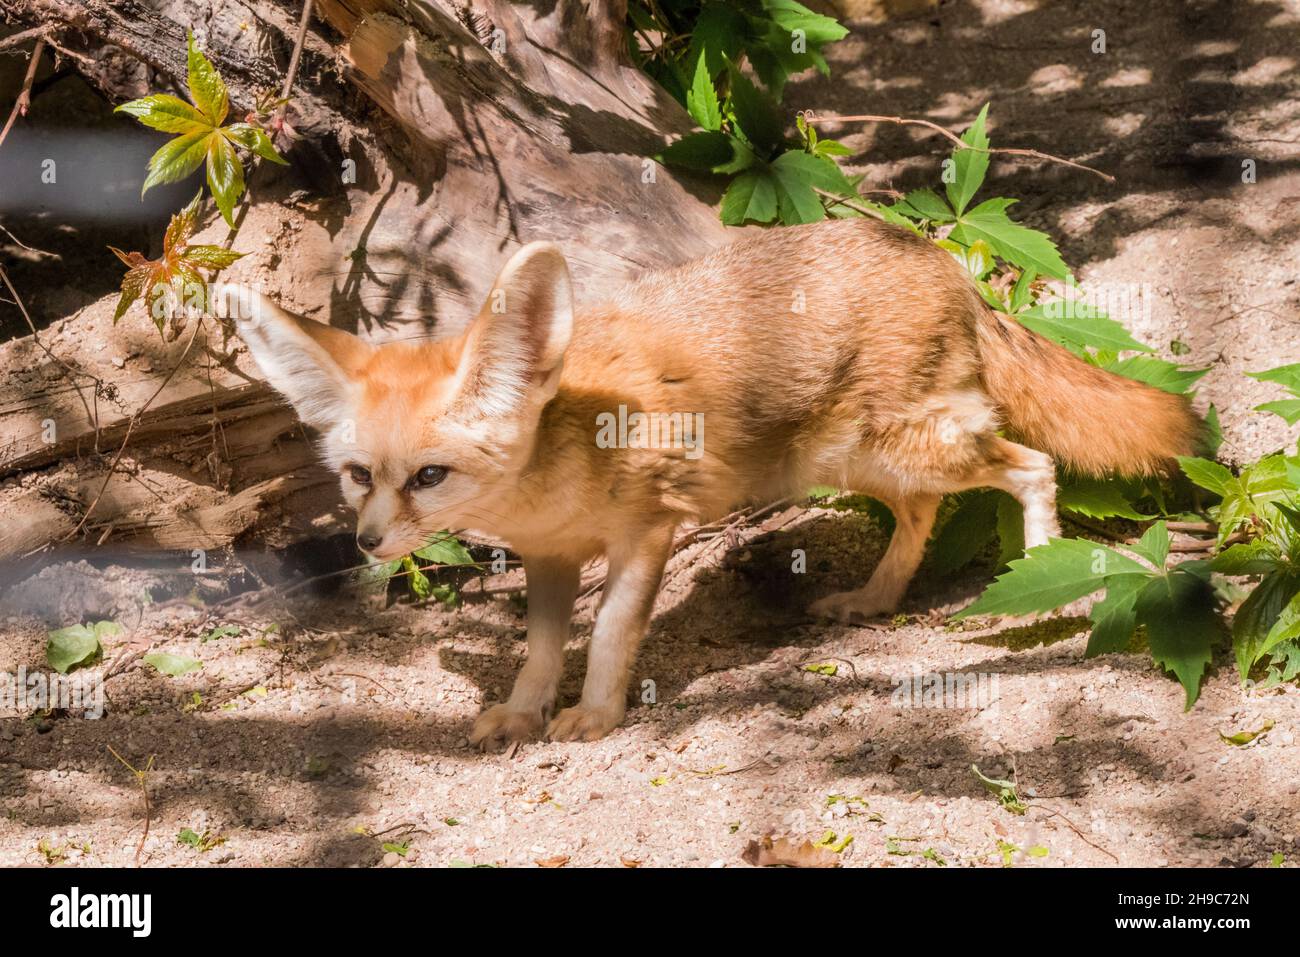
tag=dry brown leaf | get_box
[741,834,840,868]
[620,856,642,868]
[535,855,570,868]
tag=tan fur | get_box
[225,218,1199,745]
[975,308,1201,475]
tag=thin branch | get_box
[0,24,52,53]
[107,746,155,868]
[803,111,1116,183]
[0,38,44,152]
[1028,804,1119,863]
[279,0,315,102]
[812,187,887,221]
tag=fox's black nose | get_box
[357,532,383,552]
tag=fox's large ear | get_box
[214,284,372,430]
[455,242,573,415]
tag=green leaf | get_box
[768,150,856,224]
[950,197,1070,280]
[762,0,849,45]
[935,238,995,279]
[932,492,999,574]
[182,246,244,270]
[1086,573,1145,656]
[206,133,246,226]
[970,763,1027,815]
[113,94,208,134]
[813,138,852,158]
[1264,640,1300,685]
[946,103,989,217]
[1247,362,1300,394]
[1259,590,1300,665]
[687,3,747,80]
[894,188,955,223]
[144,652,203,676]
[356,558,402,590]
[1129,521,1170,570]
[1255,399,1300,425]
[955,537,1150,618]
[1015,299,1151,352]
[994,493,1025,567]
[202,624,241,643]
[1219,719,1273,746]
[1178,456,1232,496]
[222,124,289,165]
[686,55,722,131]
[401,556,431,600]
[1233,571,1300,678]
[726,63,784,155]
[1135,569,1220,709]
[769,151,826,224]
[187,32,229,124]
[1102,356,1208,395]
[1202,404,1223,457]
[47,621,120,674]
[721,170,779,225]
[414,535,474,566]
[1009,267,1037,312]
[1211,540,1280,576]
[140,128,211,195]
[659,130,733,171]
[711,135,760,175]
[1057,477,1153,520]
[112,264,151,323]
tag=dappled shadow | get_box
[786,0,1300,267]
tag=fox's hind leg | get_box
[808,390,1060,624]
[808,493,941,624]
[952,436,1061,548]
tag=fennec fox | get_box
[223,219,1198,745]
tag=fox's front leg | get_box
[548,525,676,742]
[470,556,580,749]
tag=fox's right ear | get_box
[454,242,573,416]
[214,284,372,430]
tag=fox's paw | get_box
[546,704,624,742]
[469,703,547,751]
[808,590,894,625]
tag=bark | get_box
[0,0,730,568]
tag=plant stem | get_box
[804,110,1115,183]
[279,0,315,102]
[0,38,45,152]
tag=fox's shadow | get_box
[434,507,999,717]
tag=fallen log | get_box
[0,0,730,570]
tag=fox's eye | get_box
[413,465,448,489]
[348,465,372,486]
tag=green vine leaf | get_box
[1134,567,1220,709]
[947,103,990,218]
[108,191,246,330]
[949,197,1070,280]
[955,537,1150,619]
[686,55,722,132]
[115,32,287,225]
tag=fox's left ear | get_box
[455,242,573,414]
[214,284,372,430]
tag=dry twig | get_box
[803,111,1115,183]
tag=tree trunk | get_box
[0,0,729,570]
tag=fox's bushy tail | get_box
[975,307,1201,475]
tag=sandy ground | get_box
[3,0,1300,867]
